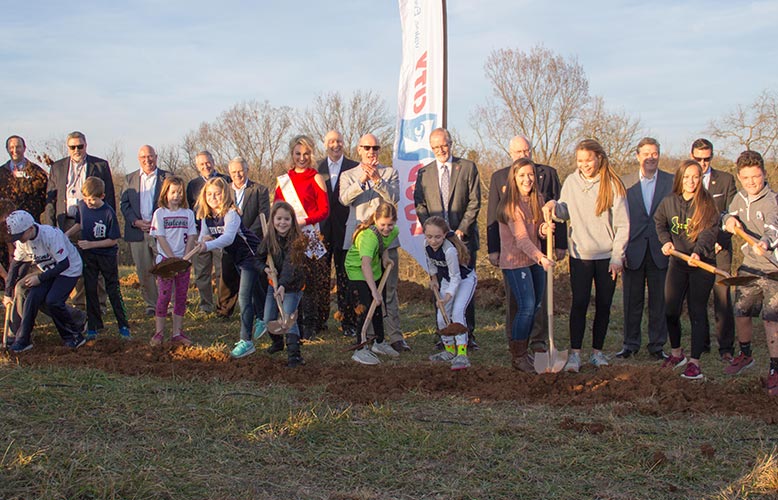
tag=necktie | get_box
[440,164,450,220]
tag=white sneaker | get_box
[371,340,400,358]
[451,355,471,371]
[565,352,581,373]
[589,351,609,368]
[352,347,381,365]
[429,350,455,362]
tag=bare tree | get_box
[156,144,188,178]
[296,90,393,159]
[182,100,294,185]
[471,45,590,167]
[708,89,778,160]
[577,96,644,176]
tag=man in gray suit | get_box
[339,133,407,355]
[217,156,270,318]
[414,127,481,340]
[120,145,169,316]
[616,137,673,359]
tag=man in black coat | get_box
[317,130,359,336]
[486,135,566,353]
[217,157,270,318]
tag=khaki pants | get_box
[129,234,159,313]
[193,248,221,313]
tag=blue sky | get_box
[2,0,777,170]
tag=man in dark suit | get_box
[691,138,737,361]
[217,156,270,318]
[1,135,48,222]
[317,130,359,337]
[186,151,231,314]
[486,135,566,354]
[414,127,481,340]
[45,131,115,310]
[120,145,169,316]
[616,137,673,359]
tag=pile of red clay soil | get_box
[8,338,778,423]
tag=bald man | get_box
[120,145,170,315]
[486,135,566,357]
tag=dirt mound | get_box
[8,338,778,424]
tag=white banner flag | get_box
[393,0,446,270]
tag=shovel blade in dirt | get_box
[267,320,287,335]
[717,276,759,287]
[534,347,568,374]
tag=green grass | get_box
[1,267,777,499]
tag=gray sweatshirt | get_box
[723,185,778,273]
[555,171,630,266]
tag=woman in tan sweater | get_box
[497,158,554,372]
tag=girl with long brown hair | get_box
[655,159,719,380]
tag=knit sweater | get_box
[499,197,545,269]
[723,185,778,273]
[554,172,629,265]
[274,168,329,225]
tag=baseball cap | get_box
[6,210,35,242]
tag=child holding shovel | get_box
[424,216,476,371]
[497,158,554,373]
[722,151,778,395]
[655,159,720,380]
[193,177,264,358]
[345,202,400,365]
[258,201,306,367]
[149,176,198,346]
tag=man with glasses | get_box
[414,128,481,347]
[339,133,407,356]
[690,138,737,361]
[45,131,115,311]
[317,130,359,337]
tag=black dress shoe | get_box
[648,350,668,360]
[391,339,411,352]
[614,348,634,359]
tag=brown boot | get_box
[509,339,535,373]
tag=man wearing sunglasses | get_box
[45,131,115,312]
[690,138,737,361]
[339,134,408,353]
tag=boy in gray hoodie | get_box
[722,150,778,396]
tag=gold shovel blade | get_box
[534,348,569,374]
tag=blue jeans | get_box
[237,262,265,341]
[503,265,545,341]
[18,274,80,345]
[263,286,302,337]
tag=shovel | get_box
[345,260,394,351]
[732,226,778,280]
[259,213,296,335]
[431,283,468,336]
[535,217,568,374]
[3,302,11,349]
[668,249,758,287]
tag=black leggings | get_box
[350,279,386,344]
[569,257,616,350]
[664,257,715,360]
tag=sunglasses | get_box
[360,145,380,151]
[692,155,711,163]
[68,144,85,150]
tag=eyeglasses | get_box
[68,144,85,150]
[692,155,712,163]
[431,144,450,152]
[360,145,380,151]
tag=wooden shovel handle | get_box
[669,249,730,278]
[432,285,452,326]
[182,245,200,262]
[358,260,394,343]
[733,225,759,247]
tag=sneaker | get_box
[724,352,755,375]
[65,335,86,349]
[171,333,192,346]
[720,352,734,363]
[451,354,471,371]
[150,332,163,347]
[231,339,256,359]
[468,335,480,351]
[564,352,581,373]
[371,340,399,358]
[253,320,267,340]
[287,355,305,368]
[589,351,609,368]
[9,341,32,353]
[766,371,778,396]
[681,363,704,380]
[391,339,412,352]
[118,326,132,340]
[661,352,688,370]
[429,350,455,362]
[85,330,98,341]
[352,346,381,365]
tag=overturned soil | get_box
[7,338,778,424]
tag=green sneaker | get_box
[231,339,256,359]
[253,319,267,340]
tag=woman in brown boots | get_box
[497,158,555,372]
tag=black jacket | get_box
[654,193,719,264]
